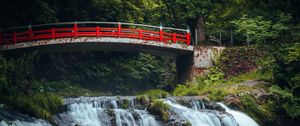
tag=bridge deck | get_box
[0,22,191,51]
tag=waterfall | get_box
[54,97,160,126]
[0,97,259,126]
[0,119,51,126]
[217,102,259,126]
[163,99,238,126]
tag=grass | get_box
[173,70,271,100]
[1,93,63,121]
[137,89,170,100]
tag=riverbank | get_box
[171,44,300,125]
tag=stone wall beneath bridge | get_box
[175,46,225,84]
[192,46,225,77]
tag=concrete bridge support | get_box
[175,54,194,84]
[175,46,225,84]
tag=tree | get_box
[162,0,215,45]
[231,13,291,44]
[0,0,57,27]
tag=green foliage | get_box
[138,89,170,100]
[269,85,300,118]
[269,85,293,100]
[232,16,274,43]
[283,102,300,119]
[35,52,175,95]
[203,67,224,84]
[1,94,63,120]
[172,69,271,101]
[162,0,212,26]
[232,13,291,44]
[172,84,200,96]
[148,100,170,122]
[32,80,104,97]
[0,53,38,95]
[285,44,300,63]
[239,95,274,123]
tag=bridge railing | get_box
[0,22,190,46]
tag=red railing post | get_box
[13,32,17,43]
[51,28,55,39]
[118,22,121,37]
[74,22,78,37]
[173,33,177,43]
[139,30,142,39]
[186,28,190,45]
[159,24,163,41]
[96,26,100,37]
[28,26,32,41]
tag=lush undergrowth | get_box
[34,52,175,95]
[173,70,270,100]
[0,51,175,122]
[172,44,300,125]
[32,80,105,97]
[1,94,62,120]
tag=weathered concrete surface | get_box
[192,46,225,76]
[175,46,225,83]
[0,37,193,58]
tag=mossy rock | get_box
[182,121,192,126]
[148,100,170,122]
[136,95,150,105]
[120,99,131,109]
[105,109,115,116]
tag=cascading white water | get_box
[217,102,259,126]
[163,99,238,126]
[54,97,160,126]
[0,97,259,126]
[0,119,51,126]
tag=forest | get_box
[0,0,300,126]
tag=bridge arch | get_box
[0,22,195,83]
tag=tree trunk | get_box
[195,15,206,46]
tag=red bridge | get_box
[0,22,220,84]
[0,22,190,48]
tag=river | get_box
[0,96,258,126]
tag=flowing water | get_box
[217,102,259,126]
[0,120,50,126]
[0,96,259,126]
[163,99,238,126]
[54,97,160,126]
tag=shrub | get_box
[239,94,273,123]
